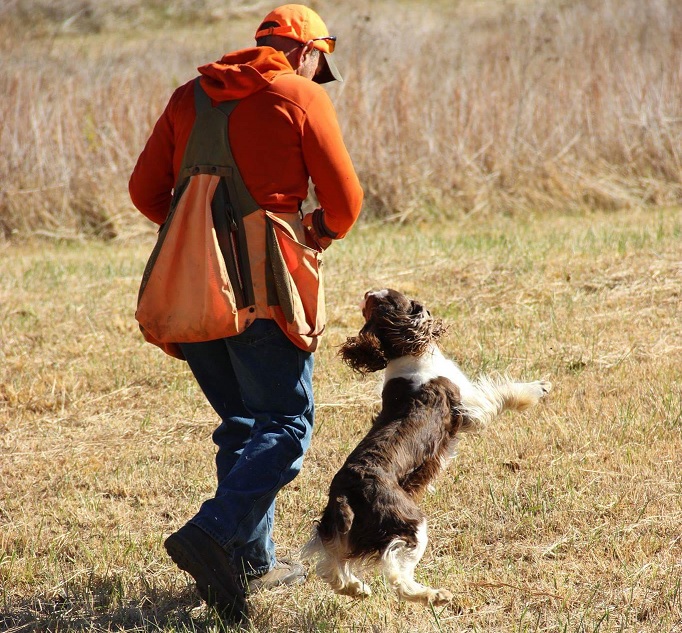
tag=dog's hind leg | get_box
[379,520,452,606]
[320,559,371,598]
[304,533,371,598]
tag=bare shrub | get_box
[1,0,681,237]
[0,0,262,34]
[333,0,682,219]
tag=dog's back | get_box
[306,376,463,561]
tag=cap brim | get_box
[314,52,343,84]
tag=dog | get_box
[301,288,551,606]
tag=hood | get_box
[198,47,295,102]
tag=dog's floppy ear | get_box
[412,301,445,340]
[338,326,387,375]
[410,300,430,323]
[377,300,445,358]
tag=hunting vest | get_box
[136,78,325,359]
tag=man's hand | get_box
[302,208,334,251]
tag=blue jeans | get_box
[179,319,314,578]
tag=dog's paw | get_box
[537,380,552,396]
[337,580,372,598]
[429,588,453,606]
[356,583,372,598]
[525,380,551,401]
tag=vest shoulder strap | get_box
[193,77,239,117]
[178,78,259,217]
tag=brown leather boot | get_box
[164,523,247,623]
[247,559,307,592]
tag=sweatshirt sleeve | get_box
[128,92,178,225]
[301,91,363,239]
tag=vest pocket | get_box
[265,211,325,337]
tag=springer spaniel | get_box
[302,289,551,606]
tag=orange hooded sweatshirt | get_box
[129,47,363,240]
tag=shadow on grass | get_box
[0,585,244,633]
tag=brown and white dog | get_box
[302,289,551,606]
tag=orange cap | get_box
[255,4,342,84]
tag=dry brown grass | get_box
[1,0,681,237]
[1,206,681,631]
[340,0,682,218]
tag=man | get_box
[129,4,363,623]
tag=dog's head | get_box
[339,289,445,374]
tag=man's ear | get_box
[298,42,315,67]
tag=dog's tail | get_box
[300,495,354,562]
[459,377,551,431]
[330,495,354,535]
[300,526,324,562]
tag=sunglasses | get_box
[304,35,337,53]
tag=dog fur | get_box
[301,288,551,606]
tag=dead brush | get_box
[1,0,681,235]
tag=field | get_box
[1,0,681,236]
[2,207,681,632]
[2,0,682,631]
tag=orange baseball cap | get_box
[255,4,342,84]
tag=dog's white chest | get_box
[383,346,474,398]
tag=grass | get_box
[1,206,681,631]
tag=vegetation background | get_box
[1,0,681,631]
